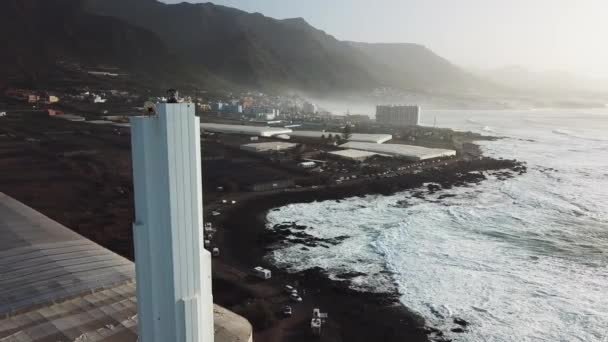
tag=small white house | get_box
[313,308,328,322]
[299,161,316,169]
[253,266,272,280]
[311,318,322,336]
[93,95,107,103]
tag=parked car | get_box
[252,266,272,280]
[290,293,303,302]
[282,305,292,317]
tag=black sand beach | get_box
[212,157,526,342]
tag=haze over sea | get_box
[266,109,608,341]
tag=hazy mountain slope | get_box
[84,0,380,92]
[0,0,178,88]
[84,0,494,94]
[2,0,499,96]
[348,42,490,94]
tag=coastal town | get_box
[2,1,607,341]
[0,87,526,342]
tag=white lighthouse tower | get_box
[130,99,213,342]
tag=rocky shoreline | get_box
[215,155,526,342]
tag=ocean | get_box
[265,109,608,342]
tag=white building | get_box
[328,149,382,161]
[130,102,214,342]
[302,101,317,114]
[242,107,279,120]
[240,141,298,153]
[376,105,421,126]
[256,109,278,121]
[201,123,292,137]
[289,130,392,144]
[339,141,456,161]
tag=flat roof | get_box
[86,120,115,125]
[201,123,292,137]
[53,114,85,122]
[289,131,392,144]
[241,141,298,152]
[0,193,252,342]
[0,193,134,315]
[328,149,381,160]
[339,142,456,161]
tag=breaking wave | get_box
[466,118,483,125]
[265,109,608,342]
[552,129,608,142]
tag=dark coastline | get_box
[214,156,526,342]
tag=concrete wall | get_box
[131,103,213,342]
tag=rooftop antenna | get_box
[167,89,179,103]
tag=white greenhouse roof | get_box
[339,142,456,161]
[289,131,392,144]
[53,114,85,122]
[0,192,134,315]
[328,149,381,160]
[201,123,292,137]
[241,141,298,152]
[86,120,115,125]
[0,193,252,342]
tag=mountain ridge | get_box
[82,0,489,94]
[0,0,506,97]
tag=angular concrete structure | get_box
[130,103,213,342]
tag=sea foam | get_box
[265,109,608,342]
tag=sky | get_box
[162,0,608,79]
